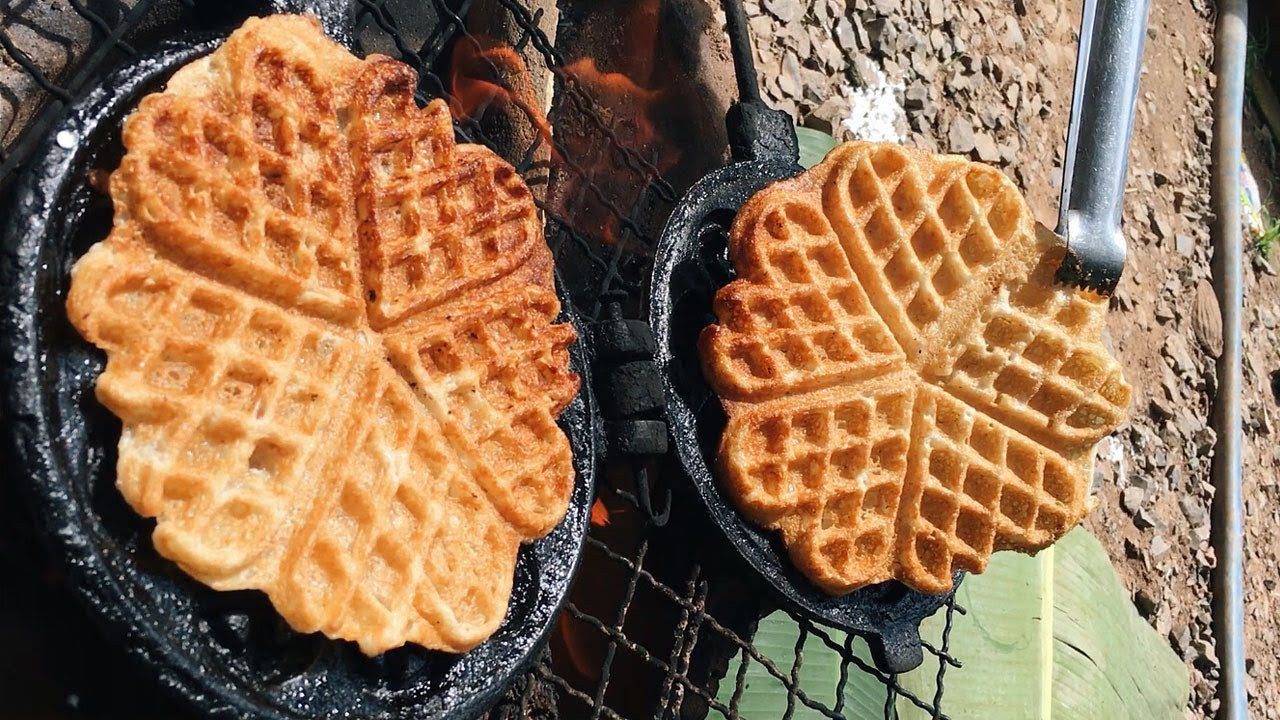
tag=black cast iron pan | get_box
[0,35,597,720]
[648,0,957,675]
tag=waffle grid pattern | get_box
[722,386,915,592]
[81,254,357,576]
[830,145,1020,354]
[68,16,577,656]
[355,70,541,327]
[275,364,520,653]
[702,141,1131,595]
[123,77,363,323]
[387,288,576,537]
[703,200,904,400]
[897,386,1081,591]
[944,282,1130,450]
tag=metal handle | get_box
[1055,0,1151,290]
[721,0,762,104]
[719,0,799,164]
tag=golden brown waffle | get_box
[66,15,579,655]
[701,141,1130,595]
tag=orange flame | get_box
[548,65,680,244]
[447,0,680,247]
[449,38,553,154]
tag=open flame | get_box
[589,497,610,526]
[550,57,679,246]
[448,6,714,707]
[448,0,680,247]
[449,37,554,156]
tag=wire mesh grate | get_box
[0,1,961,718]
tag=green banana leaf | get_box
[714,528,1188,719]
[795,126,839,169]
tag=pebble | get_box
[763,0,804,24]
[1192,279,1223,356]
[1151,534,1170,558]
[1181,496,1209,527]
[1163,334,1198,377]
[835,17,858,52]
[1122,486,1146,515]
[1134,588,1158,617]
[973,131,1001,162]
[948,117,976,153]
[904,82,930,111]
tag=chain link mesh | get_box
[0,1,960,717]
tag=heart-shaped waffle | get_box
[66,15,578,655]
[700,142,1130,595]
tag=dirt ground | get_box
[746,0,1280,716]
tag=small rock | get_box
[904,82,929,111]
[998,140,1020,164]
[948,117,976,153]
[1194,638,1220,671]
[1121,486,1145,514]
[802,112,837,136]
[1170,623,1192,656]
[1192,425,1217,454]
[847,53,882,88]
[1154,606,1172,637]
[763,0,804,23]
[792,27,813,61]
[835,17,858,53]
[1150,534,1170,558]
[1196,522,1212,543]
[1148,208,1173,240]
[1124,537,1144,560]
[1191,280,1223,357]
[1176,410,1202,439]
[864,17,896,55]
[973,131,1001,162]
[1133,587,1157,617]
[1163,334,1198,377]
[1176,232,1195,256]
[1002,16,1025,48]
[1181,496,1209,526]
[1263,308,1278,330]
[778,51,802,98]
[929,27,947,54]
[1154,447,1170,468]
[1135,507,1158,530]
[927,0,945,24]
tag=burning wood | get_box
[449,0,734,258]
[449,37,554,158]
[459,0,558,198]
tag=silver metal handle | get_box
[1055,0,1152,291]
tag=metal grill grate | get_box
[0,1,961,718]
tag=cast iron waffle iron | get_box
[0,37,598,720]
[648,0,957,675]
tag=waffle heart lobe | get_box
[66,14,579,655]
[700,141,1130,595]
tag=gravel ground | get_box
[744,0,1279,716]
